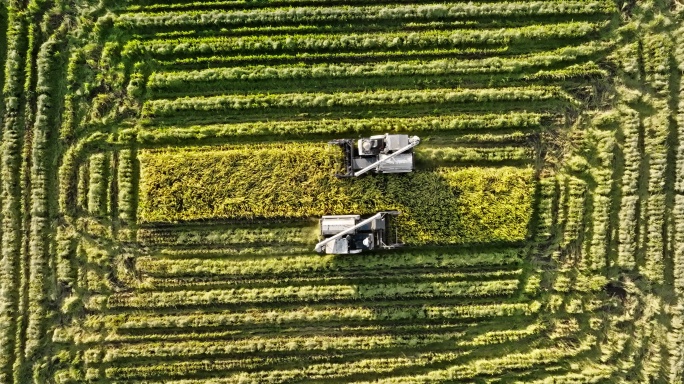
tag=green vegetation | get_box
[1,0,683,382]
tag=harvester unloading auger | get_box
[314,211,402,254]
[329,134,420,177]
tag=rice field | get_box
[1,0,683,382]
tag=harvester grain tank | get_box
[329,134,420,177]
[314,211,402,254]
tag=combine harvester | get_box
[329,133,420,177]
[314,211,402,254]
[315,134,421,254]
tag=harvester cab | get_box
[314,211,402,254]
[329,134,420,177]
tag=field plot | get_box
[137,144,534,243]
[2,0,684,383]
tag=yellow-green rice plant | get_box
[144,269,522,290]
[425,167,534,243]
[157,46,509,68]
[86,301,538,333]
[416,146,534,164]
[103,279,519,309]
[129,112,544,143]
[136,248,522,278]
[536,176,557,241]
[561,177,586,248]
[76,163,89,212]
[146,42,609,93]
[87,153,108,217]
[354,336,596,383]
[105,351,466,381]
[117,149,137,224]
[118,3,615,31]
[128,21,606,58]
[617,103,642,269]
[457,322,544,347]
[142,86,575,117]
[99,332,465,362]
[642,98,669,284]
[138,225,318,246]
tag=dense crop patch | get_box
[1,0,684,383]
[138,144,534,243]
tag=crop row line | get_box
[84,301,541,331]
[102,350,465,381]
[121,0,609,13]
[58,321,475,345]
[138,269,524,292]
[416,146,534,164]
[138,226,317,246]
[92,331,466,363]
[115,2,616,30]
[98,279,521,309]
[357,337,595,383]
[142,247,522,270]
[125,113,547,145]
[153,46,510,69]
[123,21,606,58]
[142,86,577,116]
[146,42,609,95]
